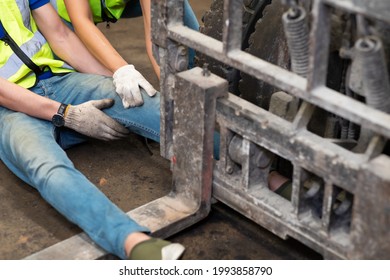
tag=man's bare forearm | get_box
[0,78,59,121]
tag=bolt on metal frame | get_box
[152,0,390,259]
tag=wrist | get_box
[52,103,69,127]
[64,104,71,118]
[113,64,135,79]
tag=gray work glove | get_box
[113,64,157,108]
[64,99,129,141]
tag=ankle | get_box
[268,171,290,192]
[128,238,185,260]
[124,232,151,257]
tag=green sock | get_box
[129,238,185,260]
[275,180,292,200]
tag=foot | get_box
[268,171,292,200]
[274,180,292,200]
[128,238,185,260]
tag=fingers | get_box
[98,129,128,141]
[127,83,144,107]
[97,111,129,141]
[138,78,157,97]
[121,98,131,109]
[113,65,157,107]
[119,85,144,109]
[120,89,143,108]
[115,79,144,108]
[101,113,129,135]
[90,99,115,110]
[90,102,129,139]
[117,84,133,109]
[64,100,130,141]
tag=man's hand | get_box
[64,99,129,141]
[113,65,157,108]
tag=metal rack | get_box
[152,0,390,259]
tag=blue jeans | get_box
[0,73,158,259]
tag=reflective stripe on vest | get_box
[0,0,74,88]
[52,0,127,24]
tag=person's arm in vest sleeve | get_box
[32,3,112,76]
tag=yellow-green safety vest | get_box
[51,0,127,24]
[0,0,74,88]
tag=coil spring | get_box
[282,6,310,77]
[355,36,390,113]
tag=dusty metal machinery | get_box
[152,0,390,259]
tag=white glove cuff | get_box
[113,64,135,79]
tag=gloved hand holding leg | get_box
[113,65,157,108]
[64,99,129,141]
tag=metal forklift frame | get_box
[25,0,390,259]
[151,0,390,259]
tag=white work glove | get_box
[64,99,129,141]
[113,64,157,108]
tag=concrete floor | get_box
[0,0,321,260]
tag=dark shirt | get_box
[30,0,50,10]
